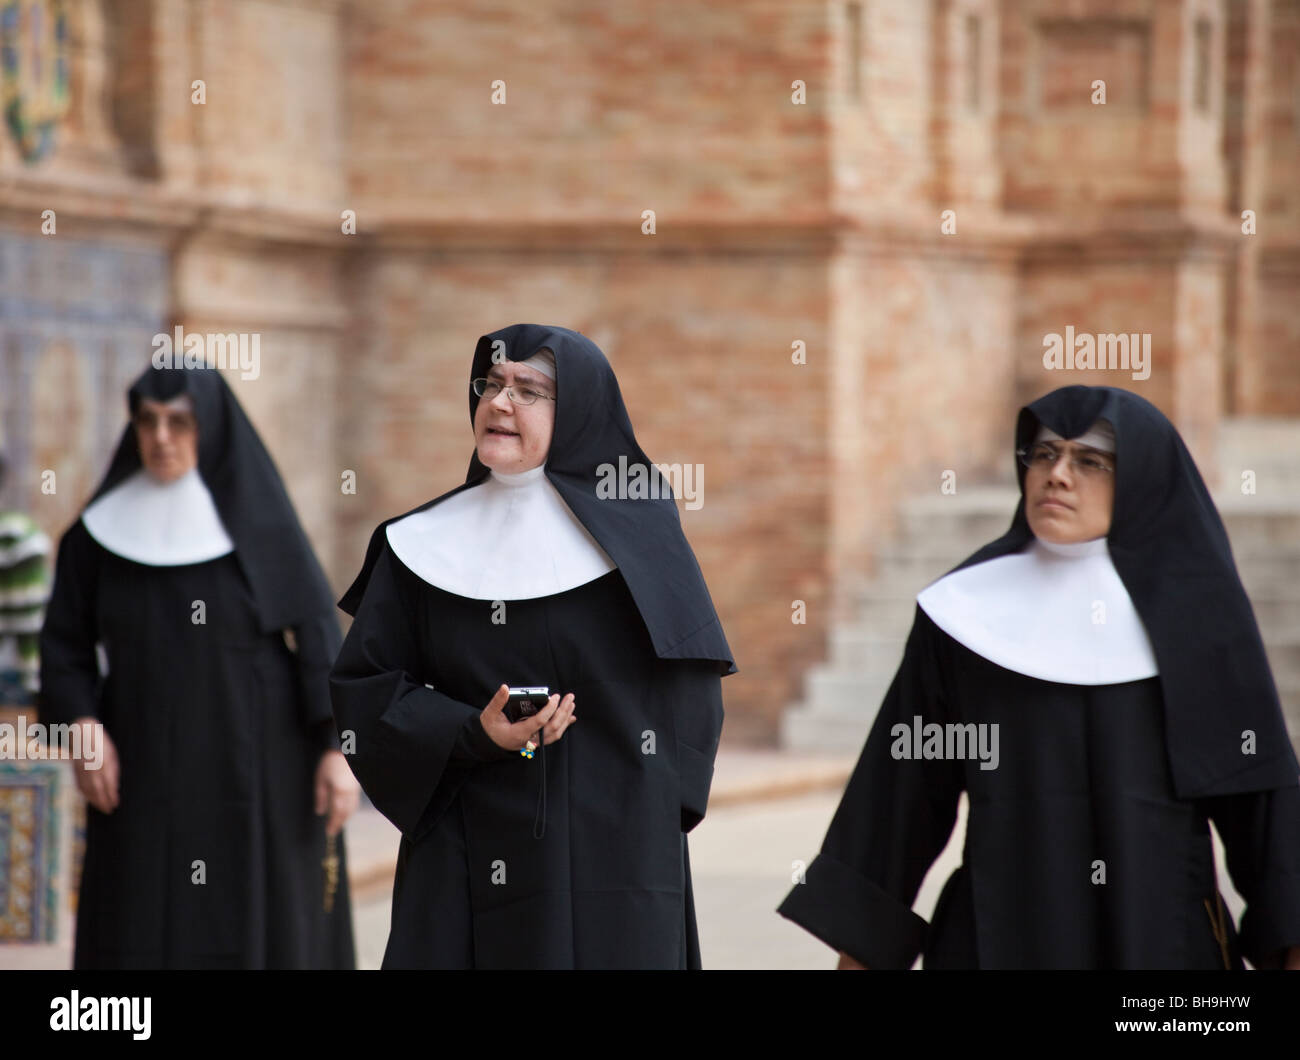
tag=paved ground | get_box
[692,789,966,970]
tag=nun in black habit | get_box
[330,323,733,969]
[39,364,357,969]
[779,386,1300,969]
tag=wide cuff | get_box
[311,718,341,752]
[1237,871,1300,969]
[678,740,714,833]
[454,713,515,764]
[363,686,476,839]
[777,851,929,969]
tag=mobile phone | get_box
[504,686,550,724]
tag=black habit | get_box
[39,365,355,969]
[331,323,733,969]
[779,386,1300,969]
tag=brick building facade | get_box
[2,0,1297,742]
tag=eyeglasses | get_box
[132,410,198,434]
[472,377,556,407]
[1017,442,1115,476]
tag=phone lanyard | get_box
[532,732,547,840]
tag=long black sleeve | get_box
[290,608,346,752]
[777,606,965,968]
[670,660,724,833]
[328,546,510,840]
[37,520,101,726]
[1200,782,1300,968]
[293,610,343,725]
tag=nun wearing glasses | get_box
[330,323,734,969]
[39,364,356,969]
[780,386,1300,970]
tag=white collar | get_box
[386,465,616,600]
[490,465,548,488]
[916,535,1158,685]
[82,467,234,566]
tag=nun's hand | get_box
[537,692,577,746]
[70,716,119,815]
[837,951,867,970]
[480,685,577,751]
[314,750,360,837]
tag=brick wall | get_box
[334,245,831,741]
[3,0,1298,743]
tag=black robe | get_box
[39,520,355,969]
[778,607,1300,969]
[330,541,724,969]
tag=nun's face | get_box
[473,362,556,473]
[134,398,199,484]
[1023,441,1115,544]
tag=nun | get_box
[779,386,1300,969]
[330,323,733,969]
[39,364,357,969]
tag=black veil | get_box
[87,364,338,638]
[339,323,734,675]
[943,385,1297,798]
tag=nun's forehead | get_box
[136,394,195,413]
[487,350,555,383]
[1033,418,1116,453]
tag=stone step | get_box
[1258,635,1300,691]
[1218,419,1300,488]
[778,706,873,756]
[1220,480,1300,502]
[866,552,971,588]
[843,595,922,635]
[827,627,909,671]
[800,667,894,719]
[1247,599,1300,629]
[1216,505,1300,550]
[1236,554,1300,588]
[896,495,1019,543]
[824,649,907,687]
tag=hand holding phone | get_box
[479,684,578,752]
[504,686,550,724]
